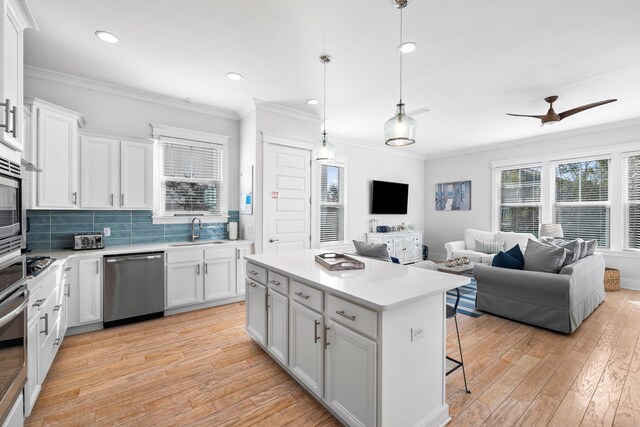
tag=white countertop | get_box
[246,249,470,311]
[27,239,253,261]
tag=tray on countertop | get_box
[315,253,365,271]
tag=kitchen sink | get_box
[169,240,227,247]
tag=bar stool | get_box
[447,287,471,394]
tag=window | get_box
[623,154,640,250]
[497,166,541,236]
[320,164,345,244]
[554,159,610,247]
[160,140,224,216]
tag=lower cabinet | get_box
[204,250,236,301]
[246,280,267,346]
[76,257,102,324]
[25,313,40,416]
[236,247,248,295]
[2,392,23,427]
[267,290,288,365]
[325,320,377,427]
[289,301,324,398]
[166,261,202,308]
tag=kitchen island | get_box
[245,250,470,427]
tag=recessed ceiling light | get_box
[95,30,119,44]
[398,42,417,53]
[307,99,319,105]
[226,72,243,81]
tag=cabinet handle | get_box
[248,282,257,288]
[248,270,258,276]
[65,266,72,272]
[0,99,9,133]
[314,320,320,343]
[196,264,200,275]
[32,298,46,308]
[65,282,70,297]
[204,263,208,275]
[54,338,62,346]
[53,304,61,312]
[236,249,240,260]
[40,313,49,336]
[324,325,331,350]
[268,280,280,286]
[72,192,77,205]
[335,310,356,322]
[9,106,16,138]
[111,193,114,206]
[265,294,270,311]
[294,291,309,300]
[268,239,279,243]
[121,193,125,206]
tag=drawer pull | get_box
[268,280,280,286]
[53,305,61,312]
[314,320,320,343]
[40,313,49,336]
[65,283,71,297]
[324,325,331,350]
[336,310,356,321]
[64,267,72,271]
[294,291,309,300]
[54,338,62,346]
[32,298,46,308]
[248,282,257,288]
[248,270,259,276]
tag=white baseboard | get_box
[621,277,640,291]
[430,252,447,262]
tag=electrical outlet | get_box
[411,323,425,342]
[103,227,111,237]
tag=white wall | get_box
[24,73,241,209]
[424,119,640,289]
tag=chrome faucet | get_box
[191,217,203,242]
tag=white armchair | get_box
[445,240,466,260]
[444,228,536,264]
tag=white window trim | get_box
[151,124,230,224]
[621,150,640,251]
[491,162,543,234]
[317,157,349,249]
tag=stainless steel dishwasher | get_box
[103,252,165,328]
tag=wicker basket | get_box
[604,267,620,292]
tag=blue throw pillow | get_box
[491,251,524,270]
[505,244,524,263]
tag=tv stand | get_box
[366,231,423,264]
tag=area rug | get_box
[446,278,484,318]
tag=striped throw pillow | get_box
[474,239,504,254]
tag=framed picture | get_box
[435,180,471,211]
[240,166,253,215]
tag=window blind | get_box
[554,159,610,247]
[623,154,640,249]
[161,141,224,215]
[497,166,541,236]
[320,164,345,244]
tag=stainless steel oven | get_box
[0,255,27,423]
[0,157,21,249]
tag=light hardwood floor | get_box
[26,289,640,426]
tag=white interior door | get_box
[264,144,311,253]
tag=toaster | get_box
[74,233,104,250]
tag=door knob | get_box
[269,239,279,243]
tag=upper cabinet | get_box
[80,133,153,210]
[1,0,37,151]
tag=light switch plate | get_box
[103,227,111,237]
[411,323,425,342]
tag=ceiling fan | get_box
[506,96,617,125]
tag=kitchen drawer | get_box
[28,286,43,321]
[166,249,201,264]
[38,316,62,383]
[38,269,59,305]
[246,262,266,285]
[290,281,323,313]
[267,270,289,295]
[327,295,378,339]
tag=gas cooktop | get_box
[26,256,56,278]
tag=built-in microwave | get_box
[0,157,21,244]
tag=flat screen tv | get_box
[371,180,409,214]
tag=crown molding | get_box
[151,123,230,145]
[424,116,640,161]
[254,99,323,124]
[25,97,86,127]
[24,65,239,120]
[79,128,156,145]
[331,134,428,160]
[237,100,257,121]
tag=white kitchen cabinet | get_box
[246,280,267,346]
[236,247,248,295]
[120,140,153,209]
[64,260,79,327]
[326,320,377,427]
[2,391,23,427]
[25,311,40,416]
[204,248,236,301]
[76,257,102,324]
[28,99,84,208]
[289,301,324,398]
[267,289,288,365]
[80,135,119,208]
[1,0,36,152]
[166,261,203,308]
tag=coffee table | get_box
[436,261,477,275]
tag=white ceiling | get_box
[23,0,640,156]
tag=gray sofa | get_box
[474,253,605,333]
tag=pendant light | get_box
[314,55,336,161]
[385,0,416,146]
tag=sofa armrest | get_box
[444,240,465,259]
[561,253,606,309]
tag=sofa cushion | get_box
[491,251,524,269]
[586,239,598,256]
[523,239,567,274]
[464,228,496,250]
[496,231,537,252]
[475,239,504,254]
[556,239,581,264]
[353,240,389,262]
[505,244,525,263]
[576,238,588,259]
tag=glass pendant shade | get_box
[385,103,416,146]
[314,132,336,161]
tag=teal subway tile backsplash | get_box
[26,210,239,251]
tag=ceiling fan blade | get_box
[506,113,546,119]
[559,99,617,120]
